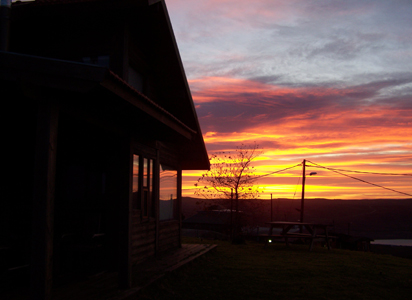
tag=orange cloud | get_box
[183,75,412,200]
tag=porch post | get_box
[154,148,160,254]
[118,140,133,289]
[177,169,182,248]
[31,101,59,300]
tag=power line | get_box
[292,174,301,199]
[251,163,301,180]
[306,161,412,176]
[200,158,410,197]
[306,160,412,197]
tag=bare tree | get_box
[194,143,263,240]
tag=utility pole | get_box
[300,159,306,223]
[271,194,273,222]
[230,188,233,240]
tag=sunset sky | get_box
[168,0,412,200]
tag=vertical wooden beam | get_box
[31,101,59,300]
[138,155,144,220]
[177,169,182,248]
[154,148,160,255]
[118,140,133,289]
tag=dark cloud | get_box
[307,37,370,60]
[194,74,412,135]
[249,75,284,85]
[205,140,282,153]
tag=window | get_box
[142,158,153,217]
[159,164,177,221]
[132,155,140,210]
[132,154,154,218]
[132,156,178,221]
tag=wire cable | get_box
[293,175,301,199]
[251,163,301,180]
[306,160,412,176]
[306,160,412,197]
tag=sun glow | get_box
[183,133,412,200]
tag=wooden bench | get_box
[264,222,337,251]
[258,233,336,250]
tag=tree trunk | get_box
[233,191,239,241]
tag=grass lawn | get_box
[138,237,412,300]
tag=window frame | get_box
[132,153,156,221]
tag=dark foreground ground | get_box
[139,237,412,300]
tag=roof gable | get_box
[9,0,210,170]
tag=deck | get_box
[54,243,217,300]
[4,244,217,300]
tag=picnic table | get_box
[263,221,334,251]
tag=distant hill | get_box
[182,197,203,220]
[182,197,412,240]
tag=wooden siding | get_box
[158,221,180,253]
[131,210,156,265]
[131,211,181,265]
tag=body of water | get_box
[371,239,412,247]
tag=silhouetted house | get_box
[0,0,209,299]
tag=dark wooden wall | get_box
[158,221,180,253]
[131,213,156,265]
[130,218,180,265]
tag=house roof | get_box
[104,70,197,139]
[0,50,207,169]
[0,50,192,134]
[9,0,210,170]
[13,0,103,5]
[12,0,155,7]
